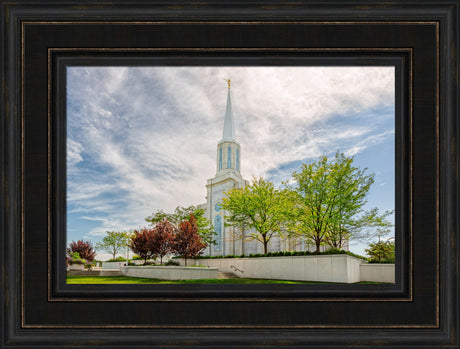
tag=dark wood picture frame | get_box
[1,1,458,348]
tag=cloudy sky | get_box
[67,66,395,259]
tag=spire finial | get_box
[221,80,235,141]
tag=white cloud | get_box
[344,129,395,157]
[67,139,84,166]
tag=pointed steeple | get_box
[216,80,241,174]
[222,80,235,141]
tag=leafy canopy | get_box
[67,240,96,262]
[365,239,395,263]
[221,177,290,254]
[149,219,175,265]
[172,214,207,265]
[286,152,393,252]
[130,228,156,263]
[96,231,130,260]
[146,205,215,246]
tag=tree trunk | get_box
[184,256,187,266]
[315,240,321,253]
[263,240,268,254]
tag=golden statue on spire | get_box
[226,78,231,89]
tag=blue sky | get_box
[67,66,395,260]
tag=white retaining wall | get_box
[184,255,364,283]
[99,256,394,283]
[67,269,123,276]
[359,263,395,283]
[102,261,127,269]
[121,266,218,280]
[68,264,84,270]
[183,255,394,283]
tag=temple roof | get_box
[221,86,236,141]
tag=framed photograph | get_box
[1,1,458,348]
[65,65,397,286]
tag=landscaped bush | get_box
[72,259,86,265]
[142,261,157,266]
[131,255,143,260]
[322,248,342,254]
[191,249,368,261]
[127,259,156,266]
[342,251,369,260]
[164,259,180,266]
[67,240,96,262]
[84,262,94,269]
[107,256,127,262]
[67,252,86,265]
[368,257,395,264]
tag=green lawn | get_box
[66,275,337,284]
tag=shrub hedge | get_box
[368,258,395,264]
[106,256,128,262]
[164,259,180,266]
[173,249,368,261]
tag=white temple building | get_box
[198,81,348,256]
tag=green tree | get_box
[365,238,395,262]
[288,152,390,252]
[347,208,393,241]
[146,205,216,246]
[325,208,394,249]
[221,177,289,254]
[96,231,128,260]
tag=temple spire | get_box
[222,80,235,141]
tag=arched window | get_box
[227,146,232,168]
[236,148,240,171]
[214,215,222,251]
[219,147,222,169]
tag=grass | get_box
[66,275,341,284]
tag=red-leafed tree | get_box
[172,214,206,266]
[67,240,96,262]
[149,219,174,265]
[130,228,156,263]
